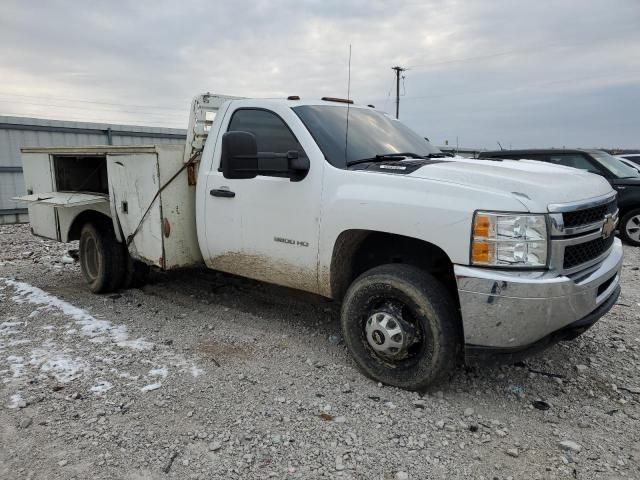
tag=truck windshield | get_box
[589,150,640,178]
[293,105,441,168]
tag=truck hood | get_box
[409,158,614,212]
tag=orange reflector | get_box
[473,214,491,238]
[471,241,491,264]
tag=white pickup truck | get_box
[15,93,623,390]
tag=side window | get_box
[546,154,596,171]
[228,109,305,156]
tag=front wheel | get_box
[340,264,460,391]
[620,209,640,246]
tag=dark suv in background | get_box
[478,149,640,246]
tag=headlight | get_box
[471,212,548,268]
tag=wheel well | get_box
[330,230,458,302]
[67,210,113,242]
[620,205,640,220]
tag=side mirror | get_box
[220,131,310,181]
[220,131,260,179]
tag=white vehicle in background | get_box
[15,93,623,390]
[616,155,640,173]
[617,153,640,168]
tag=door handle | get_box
[210,188,236,198]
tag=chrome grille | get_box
[564,235,615,269]
[562,199,617,229]
[548,193,618,274]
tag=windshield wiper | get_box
[346,152,426,167]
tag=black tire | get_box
[79,220,126,293]
[341,264,460,391]
[620,209,640,247]
[123,255,150,289]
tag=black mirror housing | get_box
[220,130,310,181]
[221,131,259,179]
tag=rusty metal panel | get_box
[107,152,164,267]
[105,145,201,269]
[155,144,202,268]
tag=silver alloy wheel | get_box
[365,311,406,357]
[626,214,640,242]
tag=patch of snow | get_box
[30,348,86,383]
[141,382,161,392]
[0,321,23,337]
[7,355,25,378]
[2,278,137,348]
[1,278,204,391]
[0,321,22,328]
[61,254,75,264]
[7,393,25,409]
[90,380,113,394]
[2,321,23,326]
[116,338,153,351]
[148,367,168,379]
[77,320,127,343]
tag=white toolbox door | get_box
[107,154,164,267]
[20,153,57,239]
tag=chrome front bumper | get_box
[454,238,623,349]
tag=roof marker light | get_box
[321,97,354,104]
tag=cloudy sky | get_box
[0,0,638,149]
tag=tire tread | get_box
[341,264,460,391]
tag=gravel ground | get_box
[1,223,639,480]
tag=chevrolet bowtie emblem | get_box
[602,213,617,239]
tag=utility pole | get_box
[391,66,406,119]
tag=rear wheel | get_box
[79,220,126,293]
[620,209,640,247]
[340,264,460,391]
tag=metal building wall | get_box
[0,115,187,224]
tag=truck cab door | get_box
[202,103,324,294]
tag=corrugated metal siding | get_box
[0,115,187,223]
